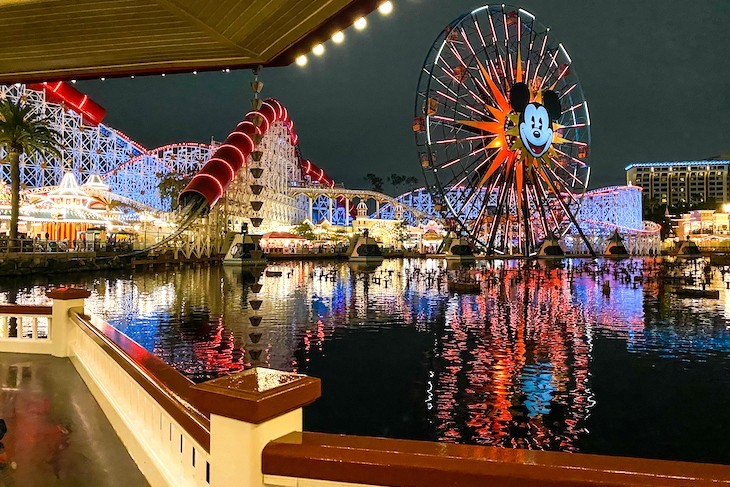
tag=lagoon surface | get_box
[3,258,730,464]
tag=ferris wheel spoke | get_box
[533,171,564,230]
[500,6,514,85]
[546,156,585,187]
[558,82,578,100]
[529,34,549,89]
[452,154,501,216]
[457,25,496,100]
[538,48,561,91]
[424,69,463,103]
[440,144,490,170]
[433,134,493,146]
[557,122,586,130]
[540,162,583,208]
[437,52,495,112]
[484,12,508,87]
[486,157,516,251]
[522,26,537,83]
[539,164,595,255]
[552,147,587,168]
[435,64,490,110]
[526,172,550,236]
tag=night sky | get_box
[76,0,730,194]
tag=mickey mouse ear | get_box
[510,82,530,112]
[542,90,562,121]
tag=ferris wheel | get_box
[415,5,593,256]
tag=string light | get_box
[332,31,345,44]
[100,77,106,81]
[296,55,308,66]
[71,79,77,84]
[193,70,198,75]
[354,17,367,30]
[161,73,166,77]
[378,1,393,15]
[312,44,325,56]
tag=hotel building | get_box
[625,161,730,207]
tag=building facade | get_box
[625,161,730,208]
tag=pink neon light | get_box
[191,173,224,198]
[180,98,339,208]
[209,157,235,180]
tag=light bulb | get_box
[312,44,325,56]
[354,17,367,30]
[378,1,393,15]
[332,31,345,44]
[296,55,308,66]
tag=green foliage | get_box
[158,170,196,210]
[387,173,406,188]
[292,220,316,240]
[0,99,62,239]
[393,220,410,243]
[364,173,384,193]
[365,173,421,196]
[0,99,62,156]
[388,173,421,193]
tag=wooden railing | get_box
[262,432,730,487]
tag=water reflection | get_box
[3,258,730,459]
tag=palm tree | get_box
[0,99,61,243]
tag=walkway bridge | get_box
[287,184,441,226]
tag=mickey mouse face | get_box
[519,104,553,157]
[510,82,562,158]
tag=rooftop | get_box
[0,0,380,83]
[625,161,730,170]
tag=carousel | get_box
[0,173,135,246]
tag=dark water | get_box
[3,258,730,464]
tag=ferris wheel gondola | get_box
[415,5,594,256]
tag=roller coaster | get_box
[0,82,659,256]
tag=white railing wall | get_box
[68,313,210,487]
[0,307,52,354]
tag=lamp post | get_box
[138,212,154,249]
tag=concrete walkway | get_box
[0,353,148,487]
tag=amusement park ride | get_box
[0,4,659,259]
[415,5,595,256]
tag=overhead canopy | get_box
[0,0,380,83]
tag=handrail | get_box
[0,304,52,315]
[69,311,320,453]
[70,311,211,450]
[263,432,730,487]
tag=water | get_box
[3,258,730,464]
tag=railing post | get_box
[46,287,91,358]
[192,368,320,487]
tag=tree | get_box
[292,220,316,240]
[364,173,384,193]
[405,176,420,189]
[158,169,196,210]
[0,99,61,242]
[393,220,410,246]
[388,173,422,194]
[387,173,406,189]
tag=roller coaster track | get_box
[287,185,442,223]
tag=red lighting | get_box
[28,81,106,126]
[180,98,343,210]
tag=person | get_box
[45,231,49,240]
